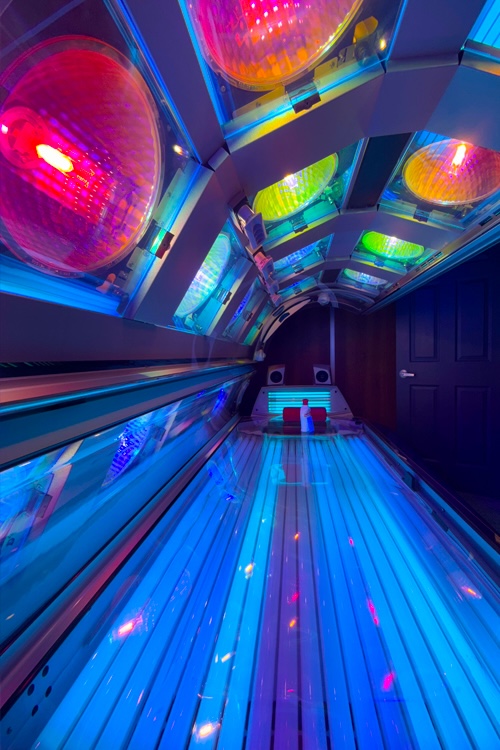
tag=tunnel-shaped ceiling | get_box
[0,0,499,354]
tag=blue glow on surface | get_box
[0,255,121,315]
[467,0,500,50]
[212,388,228,413]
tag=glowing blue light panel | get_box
[468,0,500,50]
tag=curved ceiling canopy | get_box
[402,139,500,207]
[0,37,163,276]
[360,231,425,261]
[191,0,363,91]
[254,154,338,221]
[176,233,232,318]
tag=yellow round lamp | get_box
[403,139,500,206]
[254,154,337,222]
[192,0,363,91]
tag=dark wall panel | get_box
[409,385,439,463]
[456,280,489,361]
[455,386,490,467]
[411,286,438,361]
[335,305,396,430]
[240,305,331,415]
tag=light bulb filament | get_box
[451,143,467,169]
[36,143,74,173]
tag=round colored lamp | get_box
[254,154,337,222]
[176,233,232,318]
[0,37,162,276]
[343,269,385,287]
[360,231,424,261]
[191,0,362,91]
[402,138,500,206]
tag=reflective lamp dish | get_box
[360,231,424,261]
[402,139,500,206]
[190,0,363,91]
[175,233,232,318]
[254,155,338,221]
[0,37,163,276]
[343,269,386,287]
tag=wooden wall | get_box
[335,304,397,430]
[240,301,397,431]
[240,304,331,414]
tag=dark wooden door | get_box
[396,248,500,498]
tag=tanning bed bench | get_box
[282,406,327,424]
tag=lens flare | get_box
[382,671,396,691]
[451,143,467,168]
[35,144,73,173]
[191,0,363,91]
[244,562,255,578]
[367,598,380,626]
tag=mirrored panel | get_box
[380,131,500,231]
[279,274,318,301]
[0,0,199,316]
[172,222,251,335]
[179,0,404,134]
[254,142,361,244]
[222,277,267,341]
[0,375,247,643]
[243,300,273,345]
[273,234,332,283]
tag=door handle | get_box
[399,369,415,379]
